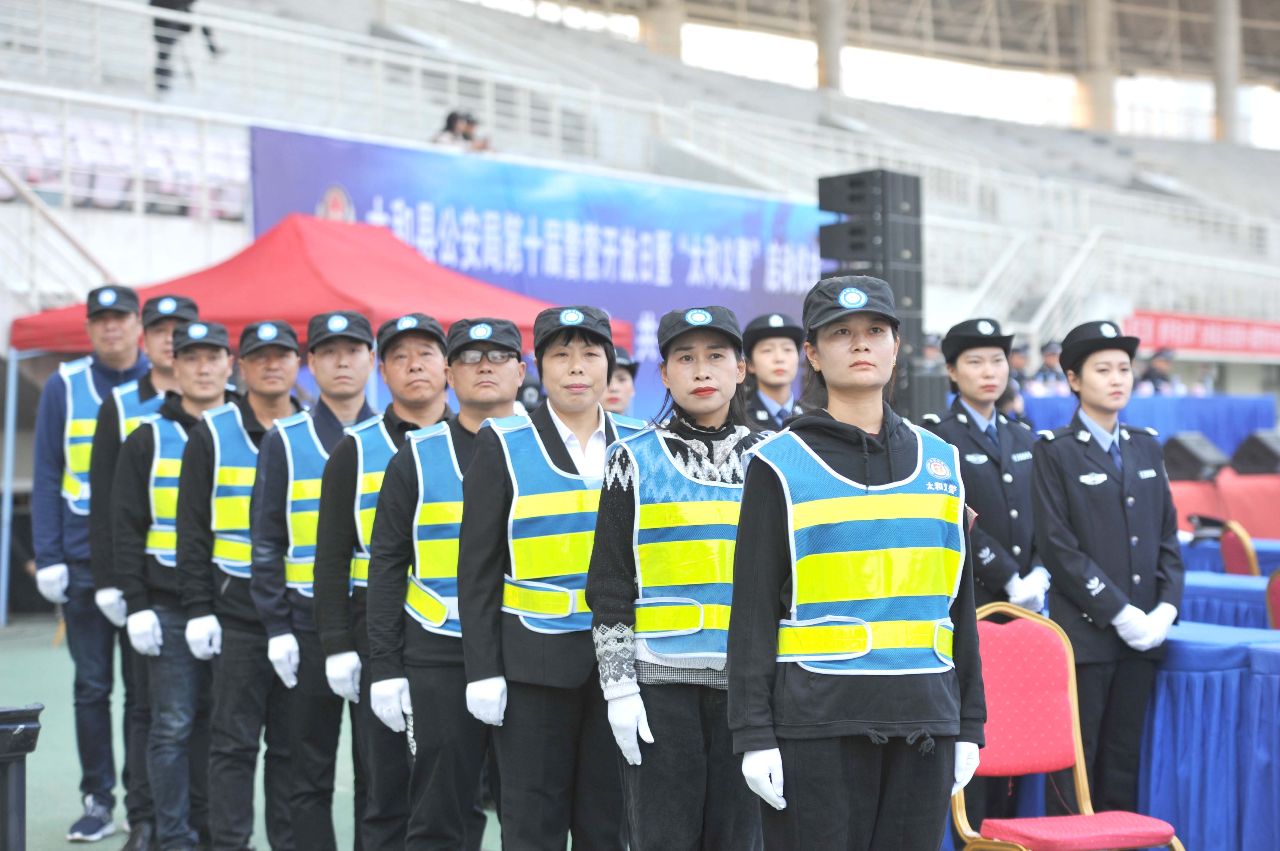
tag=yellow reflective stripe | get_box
[360,471,385,493]
[511,532,594,581]
[290,479,322,500]
[123,417,144,437]
[152,487,179,518]
[512,489,599,520]
[414,540,459,579]
[794,548,963,604]
[636,540,735,587]
[406,580,448,626]
[638,500,741,529]
[212,538,251,563]
[216,467,257,487]
[68,419,97,437]
[154,459,182,479]
[417,501,464,525]
[635,602,731,635]
[287,512,318,547]
[502,582,589,618]
[214,496,250,531]
[66,443,93,473]
[359,508,377,544]
[777,620,953,658]
[146,529,177,551]
[285,561,314,585]
[62,470,84,498]
[793,493,961,530]
[350,556,369,582]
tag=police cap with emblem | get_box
[614,346,638,377]
[941,317,1014,363]
[173,321,232,354]
[306,311,374,352]
[376,313,446,360]
[533,306,614,353]
[802,275,899,334]
[141,295,198,328]
[1059,320,1140,375]
[446,318,522,361]
[742,312,803,356]
[657,306,743,359]
[86,285,140,318]
[239,321,300,357]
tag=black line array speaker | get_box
[1163,432,1229,481]
[1230,430,1280,475]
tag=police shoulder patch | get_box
[922,413,941,424]
[1037,430,1056,441]
[1018,420,1032,430]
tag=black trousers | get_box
[209,627,294,851]
[289,630,367,851]
[356,661,410,851]
[762,735,956,851]
[494,677,624,851]
[404,664,488,851]
[123,638,155,825]
[1047,657,1157,815]
[622,684,761,851]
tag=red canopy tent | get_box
[9,213,632,351]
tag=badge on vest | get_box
[1138,468,1157,479]
[1012,451,1033,463]
[964,453,989,465]
[1079,472,1108,486]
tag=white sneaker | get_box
[66,794,116,842]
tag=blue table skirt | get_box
[1181,539,1280,576]
[1022,396,1276,455]
[1181,572,1271,628]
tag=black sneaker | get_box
[66,794,115,842]
[120,820,156,851]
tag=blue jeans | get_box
[147,605,211,850]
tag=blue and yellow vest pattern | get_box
[349,415,397,589]
[144,416,189,567]
[59,357,102,515]
[205,403,258,578]
[405,422,465,637]
[276,412,329,596]
[113,380,163,442]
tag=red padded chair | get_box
[1168,479,1227,534]
[1267,573,1280,629]
[1220,520,1261,576]
[952,604,1185,851]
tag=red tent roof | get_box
[10,214,631,352]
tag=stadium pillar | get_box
[1078,0,1115,133]
[1213,0,1242,143]
[640,0,685,60]
[815,0,846,91]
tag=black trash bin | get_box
[0,704,43,851]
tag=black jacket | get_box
[924,398,1039,606]
[1032,413,1185,664]
[313,404,441,660]
[115,391,227,614]
[457,402,623,688]
[89,371,160,591]
[368,417,480,681]
[745,389,803,432]
[727,406,986,754]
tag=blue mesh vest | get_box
[144,417,189,567]
[348,415,397,590]
[204,403,258,578]
[405,422,465,637]
[112,379,163,442]
[276,412,330,596]
[751,424,965,675]
[59,357,103,515]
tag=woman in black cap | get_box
[1032,320,1183,815]
[604,346,639,415]
[587,306,765,850]
[742,313,805,430]
[728,276,986,850]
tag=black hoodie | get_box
[727,405,986,753]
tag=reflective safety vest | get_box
[144,417,189,567]
[59,357,102,515]
[626,428,743,659]
[113,379,163,442]
[404,422,465,637]
[204,403,259,578]
[348,415,397,589]
[492,411,645,634]
[276,412,329,596]
[751,424,965,676]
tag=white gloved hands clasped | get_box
[325,651,363,703]
[370,678,412,732]
[94,587,127,627]
[1004,573,1045,612]
[1143,602,1178,650]
[126,609,163,656]
[465,676,508,726]
[35,563,69,604]
[952,741,981,795]
[607,693,654,766]
[185,615,223,660]
[742,748,787,810]
[267,633,300,688]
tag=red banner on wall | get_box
[1125,311,1280,357]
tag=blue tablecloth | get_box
[1022,395,1276,455]
[1181,572,1271,628]
[1180,539,1280,576]
[1140,622,1280,851]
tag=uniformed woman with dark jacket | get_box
[728,276,986,851]
[742,312,805,431]
[586,306,765,851]
[1032,320,1184,815]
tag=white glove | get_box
[607,693,654,766]
[1004,574,1044,612]
[94,588,127,627]
[952,741,981,795]
[370,678,412,732]
[1112,604,1153,651]
[325,651,363,703]
[1142,603,1178,650]
[35,563,69,604]
[267,633,300,688]
[184,615,223,660]
[126,610,163,656]
[741,748,787,810]
[1027,565,1051,592]
[465,676,508,726]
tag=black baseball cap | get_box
[307,311,374,352]
[657,306,743,358]
[1041,341,1063,355]
[941,318,1014,363]
[239,321,300,357]
[802,275,899,334]
[446,318,522,361]
[173,321,231,354]
[533,306,613,353]
[743,312,803,355]
[376,313,446,359]
[614,346,638,376]
[141,295,198,328]
[86,285,139,318]
[1059,321,1140,375]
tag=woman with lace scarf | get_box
[586,305,765,850]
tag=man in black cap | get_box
[368,317,527,849]
[250,310,376,851]
[1031,340,1067,395]
[742,312,804,430]
[457,306,645,850]
[1138,348,1183,396]
[115,320,237,851]
[1032,320,1184,815]
[85,292,197,850]
[1008,342,1030,386]
[31,284,151,843]
[175,320,302,851]
[313,313,451,850]
[604,346,639,415]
